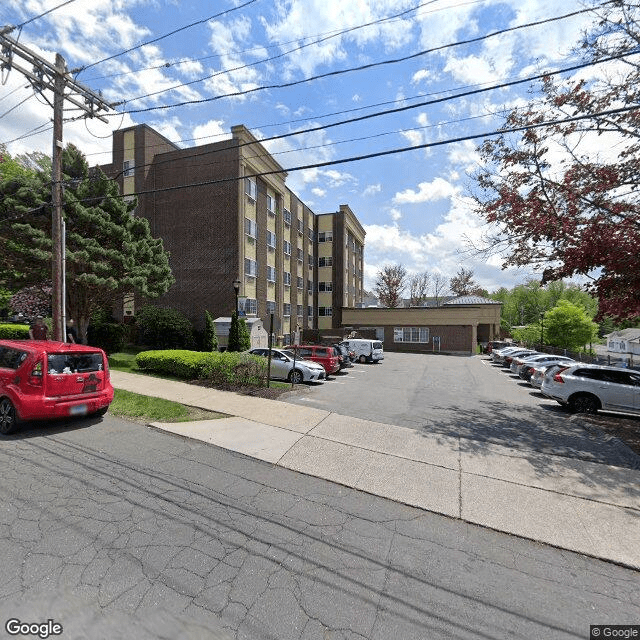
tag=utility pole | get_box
[0,30,113,340]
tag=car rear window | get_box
[47,352,104,374]
[0,346,29,370]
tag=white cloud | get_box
[312,187,326,197]
[393,177,457,204]
[363,183,381,197]
[192,120,229,145]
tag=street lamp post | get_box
[540,312,545,347]
[232,279,241,315]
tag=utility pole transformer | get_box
[0,30,113,340]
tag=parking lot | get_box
[283,351,640,469]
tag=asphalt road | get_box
[284,352,640,469]
[0,414,638,640]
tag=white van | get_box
[342,339,384,364]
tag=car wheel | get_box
[359,355,366,364]
[569,394,600,414]
[0,398,19,435]
[288,369,303,384]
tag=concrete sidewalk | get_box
[111,370,640,570]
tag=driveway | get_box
[284,352,640,469]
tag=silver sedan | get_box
[248,348,326,384]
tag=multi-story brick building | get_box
[102,123,365,343]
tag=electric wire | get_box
[113,3,611,111]
[76,0,261,77]
[15,0,78,30]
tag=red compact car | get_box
[0,340,114,435]
[284,344,341,376]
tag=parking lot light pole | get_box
[540,312,545,346]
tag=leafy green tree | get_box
[134,306,194,349]
[511,324,541,346]
[228,311,241,352]
[203,310,218,351]
[0,144,174,341]
[544,301,598,351]
[238,317,251,351]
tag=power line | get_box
[106,51,635,181]
[113,0,448,104]
[114,3,610,112]
[76,0,261,76]
[0,92,35,120]
[81,0,485,84]
[15,0,79,30]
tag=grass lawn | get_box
[110,388,227,423]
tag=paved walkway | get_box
[111,371,640,570]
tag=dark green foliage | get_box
[203,310,218,352]
[135,306,195,349]
[0,145,174,342]
[0,323,29,339]
[228,311,241,352]
[135,349,266,386]
[238,317,251,351]
[87,309,127,355]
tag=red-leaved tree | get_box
[472,1,640,320]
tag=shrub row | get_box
[0,323,29,339]
[135,350,267,386]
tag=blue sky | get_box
[0,0,600,293]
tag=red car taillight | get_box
[553,373,564,383]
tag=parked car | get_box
[501,349,538,367]
[341,339,384,364]
[283,344,341,376]
[331,343,353,369]
[519,357,575,381]
[0,340,114,435]
[485,340,511,354]
[540,363,640,415]
[248,348,326,384]
[491,346,525,364]
[509,353,549,374]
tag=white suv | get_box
[541,364,640,416]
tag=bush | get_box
[0,323,29,339]
[136,306,195,349]
[200,351,266,386]
[87,310,127,355]
[135,349,266,386]
[136,350,213,379]
[203,310,218,352]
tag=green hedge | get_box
[135,349,267,386]
[0,323,29,339]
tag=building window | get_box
[307,280,314,293]
[319,307,332,317]
[297,248,303,262]
[283,271,291,286]
[296,305,303,317]
[267,194,276,215]
[266,230,276,249]
[319,256,333,267]
[244,258,258,277]
[245,177,257,201]
[283,209,292,226]
[318,231,333,242]
[307,305,313,318]
[266,300,276,315]
[297,219,303,235]
[308,229,314,242]
[241,298,257,315]
[244,217,257,239]
[308,253,313,265]
[393,327,430,343]
[266,265,276,282]
[283,240,291,255]
[297,276,304,289]
[283,303,291,317]
[123,160,134,177]
[318,281,332,292]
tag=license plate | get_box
[70,404,88,416]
